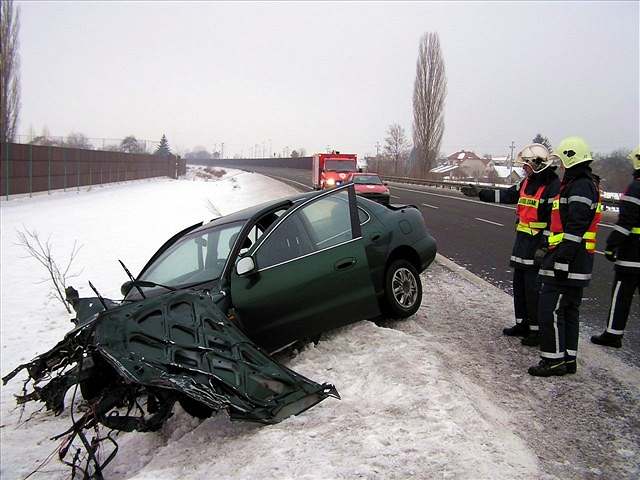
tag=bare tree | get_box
[412,32,447,177]
[16,228,82,313]
[65,131,93,149]
[384,123,410,174]
[120,135,146,153]
[1,0,21,143]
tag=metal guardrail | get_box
[380,175,620,209]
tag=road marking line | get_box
[595,250,605,255]
[422,203,439,209]
[390,185,516,211]
[390,195,400,199]
[599,223,615,229]
[267,174,313,190]
[475,217,504,227]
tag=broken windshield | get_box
[140,221,243,288]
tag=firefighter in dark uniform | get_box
[461,144,560,346]
[529,137,603,376]
[591,146,640,348]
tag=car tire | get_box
[383,259,422,318]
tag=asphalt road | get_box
[232,165,640,366]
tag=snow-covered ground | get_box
[1,167,638,479]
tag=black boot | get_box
[503,323,528,337]
[590,332,622,348]
[565,359,577,374]
[521,333,541,346]
[528,358,567,377]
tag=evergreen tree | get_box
[532,133,553,151]
[154,134,171,157]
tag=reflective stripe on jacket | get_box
[515,178,548,235]
[548,193,603,253]
[607,176,640,273]
[540,166,601,287]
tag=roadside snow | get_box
[0,168,538,479]
[1,168,637,480]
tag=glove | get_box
[461,185,479,197]
[604,249,617,262]
[555,242,579,264]
[534,247,548,266]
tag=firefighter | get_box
[461,144,559,346]
[528,136,602,377]
[590,146,640,348]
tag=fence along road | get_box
[1,142,184,198]
[197,161,639,368]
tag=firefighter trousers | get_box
[605,272,640,336]
[539,282,583,361]
[513,268,541,332]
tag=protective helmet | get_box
[515,143,553,173]
[554,136,592,168]
[628,146,640,170]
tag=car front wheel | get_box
[383,259,422,318]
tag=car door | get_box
[230,184,380,350]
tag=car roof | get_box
[191,190,316,233]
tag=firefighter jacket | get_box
[606,170,640,274]
[478,168,560,270]
[539,164,602,287]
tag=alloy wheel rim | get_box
[392,267,418,308]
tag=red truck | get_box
[312,152,358,190]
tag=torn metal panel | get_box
[93,290,338,423]
[3,289,338,425]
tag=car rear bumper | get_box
[415,234,437,272]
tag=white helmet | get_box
[515,143,553,173]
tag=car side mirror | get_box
[236,256,256,276]
[384,182,388,186]
[121,280,133,296]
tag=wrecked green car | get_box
[3,184,436,476]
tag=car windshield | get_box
[352,175,383,185]
[324,160,356,172]
[140,221,244,288]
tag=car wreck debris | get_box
[3,287,339,479]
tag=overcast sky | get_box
[16,1,639,157]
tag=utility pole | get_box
[375,141,381,157]
[221,142,224,160]
[509,141,515,176]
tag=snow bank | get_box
[108,321,536,480]
[0,169,540,479]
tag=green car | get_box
[129,183,437,351]
[2,184,436,473]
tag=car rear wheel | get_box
[383,259,422,318]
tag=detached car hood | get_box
[94,290,338,423]
[4,289,338,426]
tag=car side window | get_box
[358,207,370,225]
[299,191,353,248]
[256,214,314,269]
[256,190,353,269]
